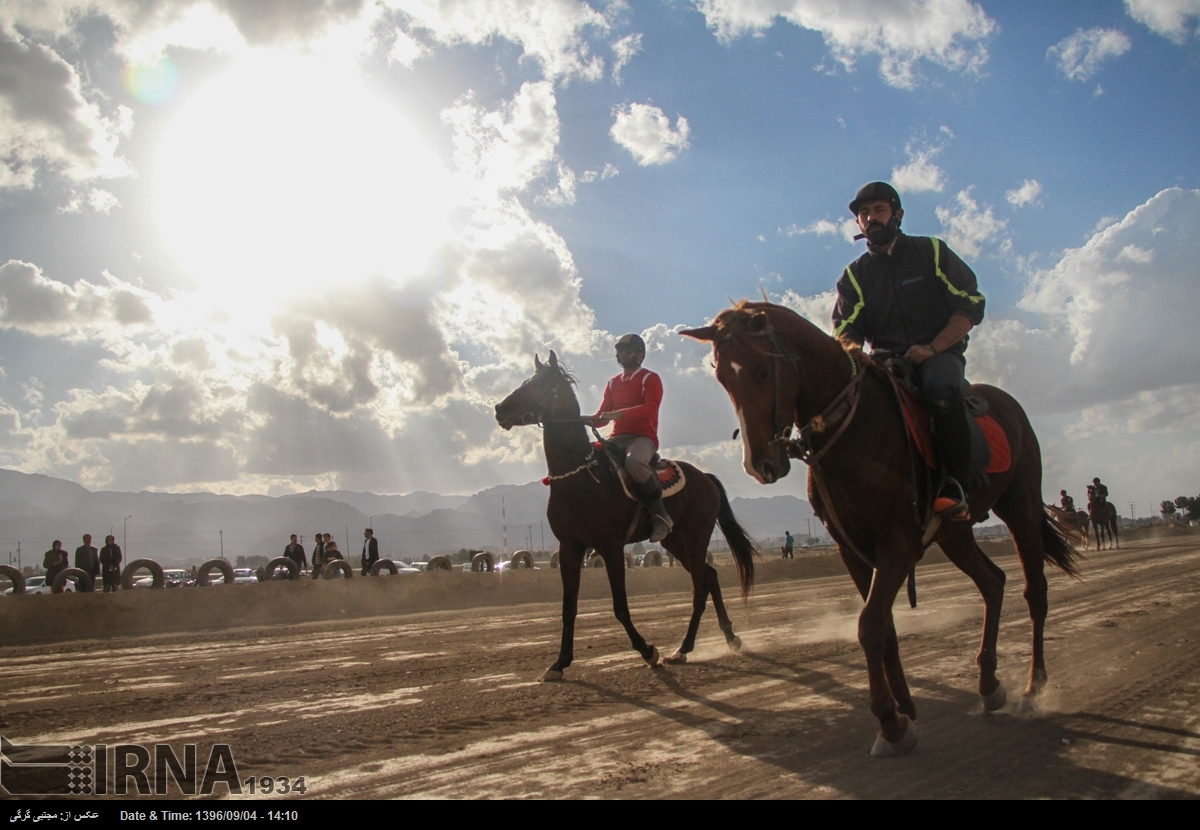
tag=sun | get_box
[155,54,453,304]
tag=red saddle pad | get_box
[896,385,1011,474]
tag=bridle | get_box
[505,369,570,427]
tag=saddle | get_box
[879,356,1011,480]
[593,440,686,502]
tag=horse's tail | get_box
[707,474,756,598]
[1042,506,1084,577]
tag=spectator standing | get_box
[285,534,307,570]
[43,540,68,588]
[324,540,342,560]
[311,531,326,579]
[75,534,99,591]
[783,531,795,560]
[99,535,122,592]
[361,528,379,576]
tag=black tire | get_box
[550,551,559,569]
[624,552,634,570]
[264,557,300,581]
[642,550,663,568]
[53,567,90,594]
[509,551,534,569]
[0,564,25,595]
[426,556,453,572]
[587,553,605,569]
[371,559,399,576]
[122,559,164,590]
[197,558,235,586]
[321,560,353,580]
[470,552,495,573]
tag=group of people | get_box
[284,528,379,577]
[1059,477,1111,513]
[42,534,123,592]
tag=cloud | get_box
[1048,28,1132,81]
[692,0,997,89]
[0,26,132,188]
[785,218,858,244]
[1124,0,1200,43]
[0,260,154,338]
[58,188,120,214]
[1006,179,1042,208]
[968,188,1200,417]
[610,103,691,166]
[892,144,945,193]
[611,32,642,84]
[934,188,1007,258]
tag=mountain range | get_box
[0,468,821,567]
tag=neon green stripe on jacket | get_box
[833,265,865,338]
[932,238,984,305]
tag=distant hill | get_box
[0,468,822,568]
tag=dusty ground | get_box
[2,533,1199,799]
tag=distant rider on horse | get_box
[831,181,986,519]
[1060,490,1076,512]
[1087,477,1109,505]
[586,334,673,542]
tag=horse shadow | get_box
[574,653,1198,798]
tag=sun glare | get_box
[155,54,453,305]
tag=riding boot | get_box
[929,395,972,519]
[638,475,674,543]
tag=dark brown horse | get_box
[494,351,756,680]
[683,302,1080,756]
[1088,497,1120,550]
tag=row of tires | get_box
[0,547,681,593]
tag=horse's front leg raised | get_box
[860,552,919,756]
[599,542,660,669]
[543,540,586,682]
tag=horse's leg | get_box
[937,529,1008,710]
[704,564,742,652]
[543,540,585,682]
[858,548,919,755]
[660,535,705,663]
[839,545,915,722]
[1110,506,1120,549]
[993,500,1050,698]
[600,542,660,668]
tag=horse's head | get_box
[682,302,838,485]
[494,350,579,430]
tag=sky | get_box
[1,0,1198,519]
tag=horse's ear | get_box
[548,350,559,368]
[748,311,769,332]
[534,353,543,371]
[680,326,716,342]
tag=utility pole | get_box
[527,524,533,551]
[219,530,224,559]
[123,515,132,555]
[540,520,545,553]
[344,522,349,552]
[502,495,508,555]
[1129,503,1136,522]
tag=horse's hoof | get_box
[646,646,662,668]
[540,668,563,682]
[982,681,1007,712]
[664,649,687,665]
[729,635,743,653]
[870,719,918,757]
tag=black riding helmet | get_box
[849,181,902,215]
[615,333,646,353]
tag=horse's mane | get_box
[538,360,578,387]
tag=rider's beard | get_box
[865,217,899,248]
[618,354,642,370]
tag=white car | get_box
[233,568,260,584]
[3,575,75,595]
[133,569,195,588]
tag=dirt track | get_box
[3,533,1200,799]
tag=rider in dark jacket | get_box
[831,182,986,518]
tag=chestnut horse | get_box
[494,351,756,680]
[683,302,1080,756]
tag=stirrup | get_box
[933,478,970,521]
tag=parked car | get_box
[132,569,195,588]
[3,575,74,595]
[232,568,259,584]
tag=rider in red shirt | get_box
[587,334,673,542]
